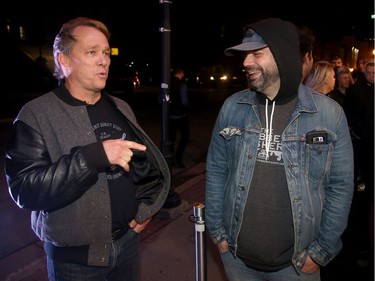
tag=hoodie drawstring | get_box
[265,99,275,160]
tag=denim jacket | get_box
[205,84,354,271]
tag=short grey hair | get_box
[52,17,111,80]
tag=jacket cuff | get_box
[81,142,110,170]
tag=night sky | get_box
[2,1,374,69]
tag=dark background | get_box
[2,0,374,67]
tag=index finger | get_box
[124,140,147,151]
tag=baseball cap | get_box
[224,28,267,56]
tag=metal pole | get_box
[193,202,207,281]
[159,0,181,208]
[159,0,172,164]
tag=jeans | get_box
[220,251,320,281]
[47,229,140,281]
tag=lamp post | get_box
[159,0,181,208]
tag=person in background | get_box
[205,17,354,281]
[327,65,354,109]
[343,60,374,269]
[330,54,344,68]
[169,67,190,168]
[298,25,315,82]
[304,60,336,95]
[5,17,170,281]
[351,57,366,83]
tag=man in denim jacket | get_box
[205,18,354,281]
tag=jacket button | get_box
[248,154,252,159]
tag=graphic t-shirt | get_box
[237,97,296,271]
[87,97,139,232]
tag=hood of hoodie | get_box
[250,18,302,104]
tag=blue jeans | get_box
[220,251,320,281]
[47,230,140,281]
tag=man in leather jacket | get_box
[5,17,170,281]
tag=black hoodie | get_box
[251,17,302,104]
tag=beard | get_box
[246,63,279,93]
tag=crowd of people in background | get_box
[301,34,374,278]
[343,59,374,269]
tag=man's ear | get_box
[58,53,70,69]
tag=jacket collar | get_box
[236,84,318,114]
[52,83,116,107]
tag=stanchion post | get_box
[193,202,207,281]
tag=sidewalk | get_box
[139,163,227,281]
[0,162,228,281]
